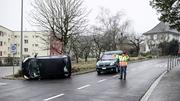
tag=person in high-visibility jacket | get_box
[119,52,129,80]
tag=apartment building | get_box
[0,25,50,64]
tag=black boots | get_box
[119,74,126,80]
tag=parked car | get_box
[96,50,123,75]
[22,55,71,79]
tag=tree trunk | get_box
[85,55,88,62]
[75,55,79,63]
[136,46,140,56]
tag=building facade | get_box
[143,22,180,53]
[0,25,50,65]
[50,36,63,56]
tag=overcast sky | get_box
[0,0,160,33]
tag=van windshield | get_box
[101,54,116,61]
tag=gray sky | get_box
[0,0,160,33]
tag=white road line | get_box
[0,83,7,86]
[113,75,119,78]
[97,79,107,83]
[43,94,64,101]
[77,84,91,90]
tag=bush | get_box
[71,59,96,73]
[140,52,151,57]
[146,55,153,58]
[14,69,23,77]
[138,56,146,60]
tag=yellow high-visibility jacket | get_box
[119,55,129,67]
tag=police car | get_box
[96,50,123,75]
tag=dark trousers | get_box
[120,66,127,80]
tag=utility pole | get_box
[20,0,23,67]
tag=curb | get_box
[2,76,24,80]
[72,69,96,76]
[140,71,167,101]
[2,69,96,80]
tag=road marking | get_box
[113,75,119,78]
[77,84,91,90]
[140,71,167,101]
[97,79,107,83]
[43,94,64,101]
[0,82,7,86]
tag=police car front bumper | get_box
[96,65,118,72]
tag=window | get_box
[35,44,38,47]
[150,35,154,40]
[0,41,2,46]
[24,48,28,52]
[0,51,2,56]
[8,38,10,42]
[157,34,161,40]
[0,31,3,36]
[24,40,28,44]
[154,34,157,40]
[3,51,6,55]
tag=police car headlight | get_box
[110,62,115,66]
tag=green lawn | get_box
[71,58,96,73]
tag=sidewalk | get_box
[148,64,180,101]
[0,66,20,78]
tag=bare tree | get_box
[127,33,144,56]
[91,26,106,60]
[69,35,81,63]
[95,8,130,51]
[80,35,93,62]
[31,0,87,54]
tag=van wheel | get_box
[64,72,71,78]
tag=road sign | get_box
[11,44,17,54]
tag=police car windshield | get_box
[101,54,115,61]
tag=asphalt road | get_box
[0,58,167,101]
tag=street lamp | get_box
[20,0,23,67]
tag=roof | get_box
[0,25,13,32]
[103,50,123,55]
[0,25,47,32]
[143,22,180,35]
